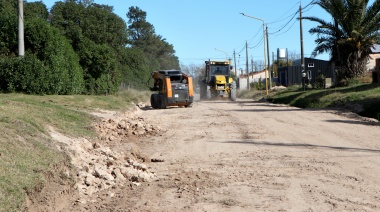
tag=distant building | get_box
[368,44,380,71]
[370,45,380,83]
[253,45,380,88]
[278,58,334,88]
[238,69,270,90]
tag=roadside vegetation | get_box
[0,90,150,211]
[237,79,380,121]
[1,1,178,95]
[303,0,380,82]
[265,81,380,121]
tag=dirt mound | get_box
[26,105,165,209]
[94,113,163,142]
[70,108,163,199]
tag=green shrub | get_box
[0,18,85,95]
[316,74,325,89]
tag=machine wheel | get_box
[150,94,159,109]
[157,93,167,109]
[206,86,211,99]
[230,81,237,101]
[184,103,193,108]
[199,81,207,100]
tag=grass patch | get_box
[0,89,150,211]
[237,89,267,100]
[267,83,380,121]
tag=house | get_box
[273,45,380,87]
[238,69,270,90]
[368,44,380,71]
[277,58,334,88]
[370,45,380,83]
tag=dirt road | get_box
[31,98,380,211]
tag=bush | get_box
[0,19,85,94]
[0,54,84,94]
[251,76,264,90]
[315,74,325,89]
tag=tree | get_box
[77,37,119,94]
[287,50,300,62]
[50,0,128,94]
[271,59,293,78]
[0,0,84,94]
[303,0,380,81]
[24,1,48,20]
[126,6,179,70]
[1,0,179,93]
[49,0,84,50]
[81,3,128,48]
[78,0,94,7]
[180,63,204,84]
[126,6,155,42]
[0,18,84,94]
[117,47,152,90]
[0,0,18,56]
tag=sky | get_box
[29,0,334,69]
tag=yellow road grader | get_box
[199,60,236,101]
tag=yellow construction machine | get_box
[199,60,236,101]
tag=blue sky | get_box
[30,0,334,69]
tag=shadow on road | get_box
[223,140,380,153]
[325,119,380,126]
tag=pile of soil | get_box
[25,105,164,210]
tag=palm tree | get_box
[303,0,380,81]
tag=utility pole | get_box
[272,52,275,80]
[286,48,289,66]
[251,56,254,73]
[18,0,24,57]
[240,12,267,94]
[246,40,249,90]
[300,3,305,90]
[233,49,237,78]
[263,26,268,95]
[266,25,271,89]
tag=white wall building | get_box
[238,69,270,90]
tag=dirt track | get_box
[29,97,380,211]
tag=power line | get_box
[303,0,317,10]
[249,35,264,49]
[247,25,263,46]
[237,42,247,55]
[302,1,316,14]
[270,18,298,37]
[269,11,298,36]
[268,0,316,37]
[235,0,317,66]
[267,2,300,25]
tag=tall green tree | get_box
[0,17,84,94]
[24,1,48,20]
[50,0,128,94]
[50,1,127,49]
[117,47,151,90]
[49,0,85,50]
[81,3,128,48]
[126,6,155,43]
[304,0,380,81]
[0,0,84,94]
[0,0,18,56]
[126,6,179,70]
